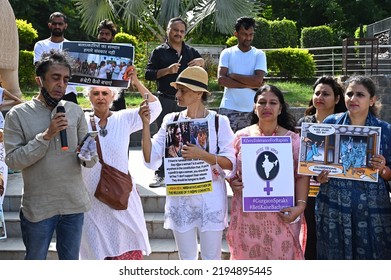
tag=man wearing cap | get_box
[145,17,205,188]
[218,16,267,132]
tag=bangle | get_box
[296,199,307,205]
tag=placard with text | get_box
[298,122,381,182]
[62,41,134,88]
[164,118,213,196]
[241,136,294,212]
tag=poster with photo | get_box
[241,136,295,212]
[164,118,213,196]
[62,41,134,88]
[298,122,381,182]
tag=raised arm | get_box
[138,102,152,163]
[129,69,158,104]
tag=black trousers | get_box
[110,90,126,111]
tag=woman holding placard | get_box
[316,75,391,259]
[79,69,161,260]
[297,76,346,260]
[139,66,236,260]
[226,84,310,260]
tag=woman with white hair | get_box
[139,66,236,260]
[79,69,162,260]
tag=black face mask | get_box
[41,86,61,107]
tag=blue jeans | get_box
[20,210,84,260]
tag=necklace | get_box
[95,112,112,137]
[99,124,108,137]
[258,125,279,136]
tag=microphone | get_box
[56,106,68,151]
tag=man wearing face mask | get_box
[4,50,97,260]
[33,12,79,104]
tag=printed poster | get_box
[241,136,295,212]
[164,118,213,196]
[62,41,135,88]
[298,122,381,182]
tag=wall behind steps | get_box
[289,75,391,125]
[370,75,391,124]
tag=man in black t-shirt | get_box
[145,17,204,188]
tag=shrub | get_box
[16,19,38,51]
[270,19,298,48]
[266,48,315,79]
[19,50,36,88]
[113,29,147,85]
[300,25,333,48]
[113,30,139,46]
[253,17,272,49]
[225,36,237,47]
[354,25,367,38]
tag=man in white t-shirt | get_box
[33,12,78,104]
[218,17,267,132]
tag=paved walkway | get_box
[128,146,167,196]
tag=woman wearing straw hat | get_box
[139,66,236,260]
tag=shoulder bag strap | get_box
[215,114,220,154]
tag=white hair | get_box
[83,86,120,107]
[83,86,120,100]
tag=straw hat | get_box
[170,66,210,95]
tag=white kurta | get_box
[145,110,236,233]
[80,101,161,259]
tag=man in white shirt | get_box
[33,12,78,104]
[218,17,267,132]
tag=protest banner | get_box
[62,41,134,88]
[298,122,381,182]
[241,136,294,212]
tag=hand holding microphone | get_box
[56,106,68,150]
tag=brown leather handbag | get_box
[90,116,132,210]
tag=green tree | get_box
[73,0,261,42]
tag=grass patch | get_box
[272,81,313,107]
[20,81,313,109]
